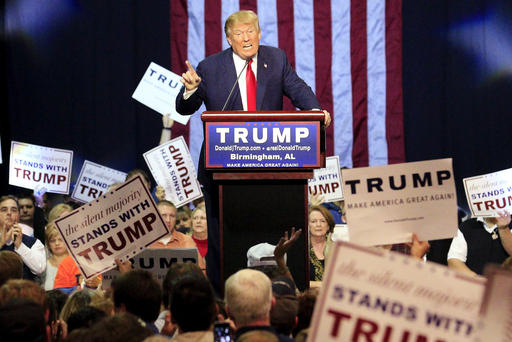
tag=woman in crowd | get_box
[48,203,73,223]
[43,223,69,290]
[191,205,208,258]
[308,205,334,282]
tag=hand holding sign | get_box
[180,60,202,91]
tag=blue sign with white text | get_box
[205,121,320,168]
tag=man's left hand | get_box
[323,110,331,128]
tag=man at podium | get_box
[176,10,330,293]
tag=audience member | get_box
[191,205,208,258]
[0,299,48,342]
[53,255,101,293]
[158,262,206,335]
[0,250,23,286]
[0,195,46,281]
[292,288,319,338]
[60,288,103,323]
[448,211,512,276]
[225,268,292,342]
[308,205,334,282]
[270,294,298,337]
[126,168,166,202]
[175,205,192,235]
[149,200,206,270]
[111,269,162,333]
[0,278,48,309]
[17,192,47,242]
[47,203,73,223]
[42,192,66,221]
[43,222,69,290]
[169,276,216,341]
[88,312,154,342]
[67,305,107,333]
[238,330,279,342]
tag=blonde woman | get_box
[43,223,69,290]
[48,203,73,223]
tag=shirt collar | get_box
[477,217,497,233]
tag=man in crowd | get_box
[17,193,46,242]
[225,268,292,342]
[169,276,216,341]
[0,195,46,281]
[112,269,162,334]
[176,9,330,293]
[149,200,205,271]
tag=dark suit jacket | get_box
[176,45,321,183]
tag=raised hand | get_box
[180,60,202,91]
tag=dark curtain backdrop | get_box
[2,1,512,213]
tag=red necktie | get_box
[246,59,256,111]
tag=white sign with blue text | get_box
[132,62,190,125]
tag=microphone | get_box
[221,59,250,111]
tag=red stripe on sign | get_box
[277,0,296,111]
[385,0,405,164]
[239,0,257,13]
[350,0,369,167]
[314,0,334,157]
[170,0,190,143]
[205,0,222,58]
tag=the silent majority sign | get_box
[54,176,169,279]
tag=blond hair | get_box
[225,269,272,326]
[224,10,260,37]
[48,203,73,222]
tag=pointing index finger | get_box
[185,60,197,75]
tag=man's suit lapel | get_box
[221,49,243,111]
[256,47,268,111]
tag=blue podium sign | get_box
[205,121,321,168]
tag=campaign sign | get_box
[9,141,73,194]
[473,265,512,341]
[308,242,485,342]
[132,62,190,125]
[71,160,127,203]
[54,176,169,279]
[143,137,203,208]
[205,121,321,168]
[342,158,457,246]
[101,248,199,289]
[463,168,512,217]
[308,155,343,202]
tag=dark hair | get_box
[0,298,47,342]
[67,306,107,333]
[16,192,35,204]
[162,262,205,309]
[46,289,69,323]
[88,313,153,342]
[292,288,319,337]
[112,270,161,322]
[270,295,298,336]
[170,276,216,332]
[0,251,23,286]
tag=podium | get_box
[201,111,325,291]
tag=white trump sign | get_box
[9,141,73,194]
[132,62,190,125]
[463,167,512,217]
[143,136,203,208]
[342,158,457,246]
[308,155,343,202]
[71,160,127,203]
